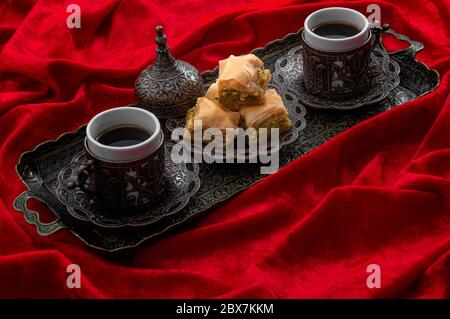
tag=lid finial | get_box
[155,25,168,53]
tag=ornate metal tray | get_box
[14,28,439,253]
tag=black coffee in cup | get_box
[96,126,152,147]
[312,22,360,39]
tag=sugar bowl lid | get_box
[135,26,203,119]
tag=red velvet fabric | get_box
[0,0,449,298]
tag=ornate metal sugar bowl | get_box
[135,26,203,118]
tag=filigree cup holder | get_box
[14,28,438,252]
[296,25,400,110]
[56,145,200,228]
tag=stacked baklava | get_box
[185,54,292,141]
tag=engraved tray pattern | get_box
[14,28,439,252]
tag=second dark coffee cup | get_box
[301,7,372,99]
[68,106,165,212]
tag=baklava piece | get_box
[205,82,219,101]
[216,54,271,110]
[239,89,292,133]
[185,97,240,143]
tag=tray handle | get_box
[383,24,424,56]
[13,191,67,236]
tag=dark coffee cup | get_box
[67,107,165,212]
[302,7,373,99]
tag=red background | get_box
[0,0,449,298]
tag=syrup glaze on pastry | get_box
[216,54,270,110]
[185,97,240,136]
[239,89,292,133]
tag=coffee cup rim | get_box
[304,7,369,52]
[84,132,164,163]
[86,106,163,162]
[301,28,372,53]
